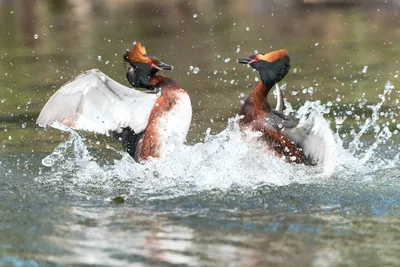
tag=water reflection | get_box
[37,202,400,266]
[43,207,198,266]
[1,1,400,266]
[42,206,311,266]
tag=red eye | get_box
[249,55,259,62]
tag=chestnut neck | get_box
[149,75,181,93]
[240,81,272,114]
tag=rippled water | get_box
[2,0,400,266]
[3,82,400,266]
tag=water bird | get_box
[237,49,336,177]
[37,42,192,162]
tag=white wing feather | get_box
[37,69,158,135]
[284,111,337,178]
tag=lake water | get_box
[1,0,400,266]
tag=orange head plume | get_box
[238,49,289,65]
[125,42,151,64]
[258,49,288,63]
[238,49,290,86]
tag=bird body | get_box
[238,49,336,177]
[37,43,192,162]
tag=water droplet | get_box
[362,66,368,73]
[34,34,39,39]
[105,60,110,65]
[246,27,250,31]
[230,79,235,84]
[315,42,319,46]
[193,14,198,18]
[193,67,200,74]
[97,55,102,61]
[224,58,231,63]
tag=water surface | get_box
[1,0,400,266]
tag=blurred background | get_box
[0,0,399,153]
[1,1,400,266]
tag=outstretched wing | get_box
[37,69,158,135]
[283,111,337,178]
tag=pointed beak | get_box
[237,57,252,64]
[150,58,173,70]
[155,61,173,70]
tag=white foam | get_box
[36,82,400,200]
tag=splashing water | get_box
[36,82,400,200]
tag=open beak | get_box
[237,57,253,64]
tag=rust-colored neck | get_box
[240,81,272,115]
[238,81,273,129]
[138,75,185,162]
[149,75,181,91]
[251,81,272,110]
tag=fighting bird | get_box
[238,49,336,177]
[37,42,192,162]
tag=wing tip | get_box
[36,114,49,128]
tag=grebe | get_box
[238,49,336,177]
[37,42,192,162]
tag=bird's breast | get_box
[157,91,192,154]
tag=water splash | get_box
[42,122,92,168]
[36,82,400,200]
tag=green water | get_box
[1,0,400,266]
